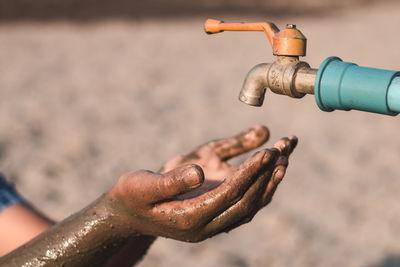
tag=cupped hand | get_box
[160,125,296,200]
[105,126,297,242]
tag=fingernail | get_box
[183,165,204,188]
[289,136,298,150]
[280,142,288,154]
[274,168,285,182]
[238,128,254,143]
[241,126,269,142]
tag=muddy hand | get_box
[106,147,280,242]
[197,135,298,234]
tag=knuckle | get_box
[164,173,179,186]
[117,170,145,187]
[121,169,154,181]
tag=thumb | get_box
[153,164,204,202]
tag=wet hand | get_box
[105,126,297,242]
[160,125,296,200]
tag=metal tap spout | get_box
[239,63,272,106]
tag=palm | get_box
[160,126,270,198]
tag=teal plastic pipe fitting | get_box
[388,76,400,113]
[315,56,400,115]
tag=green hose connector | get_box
[315,57,400,115]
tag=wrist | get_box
[96,192,143,237]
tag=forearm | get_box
[0,195,138,267]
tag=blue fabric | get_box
[0,174,23,213]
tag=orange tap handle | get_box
[204,18,307,57]
[204,19,279,47]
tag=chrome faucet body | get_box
[239,56,317,106]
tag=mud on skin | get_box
[0,197,132,267]
[0,125,297,266]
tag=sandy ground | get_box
[1,2,400,267]
[0,0,396,20]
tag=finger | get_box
[151,164,204,203]
[289,135,298,150]
[260,136,297,204]
[170,149,278,226]
[199,168,272,236]
[212,125,270,161]
[213,142,295,235]
[273,136,298,157]
[261,164,286,206]
[203,156,289,236]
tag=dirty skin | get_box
[0,197,131,267]
[0,125,297,266]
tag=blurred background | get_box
[0,0,400,266]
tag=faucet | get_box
[205,19,400,116]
